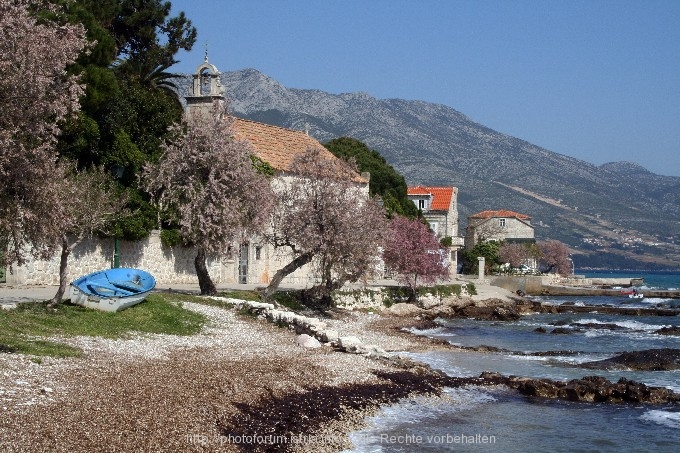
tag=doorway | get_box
[238,243,249,284]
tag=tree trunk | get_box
[195,247,216,295]
[48,235,70,308]
[262,252,314,299]
[410,275,419,303]
[304,277,345,309]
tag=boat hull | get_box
[69,268,156,312]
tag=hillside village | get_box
[213,69,680,271]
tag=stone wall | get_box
[3,231,321,288]
[489,275,547,294]
[4,231,217,286]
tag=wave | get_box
[640,410,680,429]
[573,318,666,331]
[344,386,498,452]
[405,326,449,336]
[639,297,676,304]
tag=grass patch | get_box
[159,289,259,310]
[270,291,305,311]
[0,294,205,358]
[217,289,261,301]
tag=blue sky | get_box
[169,0,680,177]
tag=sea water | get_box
[344,272,680,452]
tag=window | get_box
[498,218,506,228]
[255,246,262,260]
[430,222,439,235]
[418,199,426,210]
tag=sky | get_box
[169,0,680,177]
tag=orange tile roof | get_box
[407,186,456,211]
[407,186,431,196]
[469,210,531,220]
[232,117,367,183]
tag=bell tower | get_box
[184,47,225,121]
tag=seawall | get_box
[489,275,680,299]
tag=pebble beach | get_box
[0,288,482,452]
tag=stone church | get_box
[3,58,369,287]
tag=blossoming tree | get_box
[143,104,275,295]
[383,215,450,300]
[263,148,387,307]
[0,0,85,270]
[538,240,572,275]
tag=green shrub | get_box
[270,291,305,311]
[160,228,183,247]
[380,286,413,305]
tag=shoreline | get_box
[2,285,679,452]
[0,294,455,452]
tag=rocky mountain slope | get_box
[178,69,680,269]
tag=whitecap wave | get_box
[405,326,449,336]
[640,410,680,429]
[639,297,674,304]
[574,318,664,331]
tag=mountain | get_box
[178,69,680,269]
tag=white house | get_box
[407,185,463,274]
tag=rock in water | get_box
[579,348,680,371]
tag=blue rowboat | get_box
[69,268,156,312]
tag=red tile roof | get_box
[407,186,456,211]
[232,117,368,183]
[469,210,531,220]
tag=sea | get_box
[344,271,680,452]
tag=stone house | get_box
[2,58,369,287]
[223,118,369,285]
[464,209,535,250]
[406,185,463,274]
[186,57,370,286]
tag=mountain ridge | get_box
[177,69,680,269]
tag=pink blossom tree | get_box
[263,148,387,307]
[383,215,449,300]
[498,243,527,268]
[0,0,85,270]
[538,240,572,275]
[498,242,539,271]
[143,104,275,295]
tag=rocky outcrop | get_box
[455,304,521,321]
[655,326,680,336]
[476,372,680,404]
[579,348,680,371]
[387,302,428,316]
[533,303,680,317]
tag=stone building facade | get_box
[406,185,463,274]
[464,209,535,250]
[2,57,369,287]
